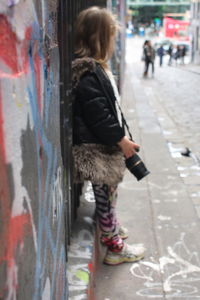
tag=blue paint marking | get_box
[41,150,58,288]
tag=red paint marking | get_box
[0,15,42,113]
[88,263,93,272]
[0,15,31,78]
[0,88,32,297]
[1,214,32,267]
[34,54,42,113]
[0,15,18,74]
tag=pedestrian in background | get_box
[168,44,173,66]
[141,40,148,63]
[72,7,145,266]
[143,40,155,77]
[180,45,186,64]
[174,45,181,65]
[157,45,165,66]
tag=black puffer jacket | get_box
[72,58,125,146]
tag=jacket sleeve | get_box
[75,72,125,145]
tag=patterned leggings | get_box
[92,184,124,252]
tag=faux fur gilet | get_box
[72,58,126,186]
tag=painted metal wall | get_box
[0,1,67,299]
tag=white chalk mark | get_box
[130,233,200,298]
[180,173,188,178]
[52,167,63,225]
[85,182,95,203]
[158,215,172,221]
[130,263,155,282]
[69,294,88,300]
[42,278,51,300]
[164,198,178,203]
[153,199,161,204]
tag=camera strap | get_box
[115,100,133,141]
[95,65,134,141]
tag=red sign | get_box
[164,17,189,40]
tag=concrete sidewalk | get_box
[94,48,200,299]
[67,38,200,299]
[180,63,200,75]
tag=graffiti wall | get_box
[0,1,67,299]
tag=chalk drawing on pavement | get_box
[130,233,200,298]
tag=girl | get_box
[72,6,145,265]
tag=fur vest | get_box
[72,58,126,186]
[73,144,125,186]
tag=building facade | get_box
[191,0,200,63]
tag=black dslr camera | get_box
[125,151,150,181]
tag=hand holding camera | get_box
[118,136,140,158]
[118,136,150,181]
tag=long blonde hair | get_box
[75,7,118,64]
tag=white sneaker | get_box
[104,243,145,265]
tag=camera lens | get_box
[125,153,150,181]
